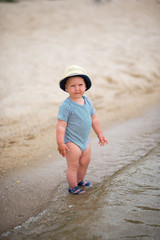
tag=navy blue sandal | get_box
[68,186,86,195]
[78,180,92,187]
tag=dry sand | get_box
[0,0,160,234]
[0,0,160,175]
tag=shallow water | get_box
[1,107,160,240]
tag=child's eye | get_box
[71,85,75,88]
[79,84,83,86]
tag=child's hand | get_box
[98,132,108,146]
[58,143,70,157]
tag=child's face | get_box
[65,76,86,99]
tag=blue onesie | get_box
[57,96,96,152]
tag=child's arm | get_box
[91,114,108,146]
[56,119,70,157]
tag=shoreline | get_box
[0,99,160,235]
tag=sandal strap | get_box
[78,180,92,187]
[69,186,85,194]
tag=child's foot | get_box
[68,186,86,195]
[78,180,92,187]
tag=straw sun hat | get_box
[59,65,91,91]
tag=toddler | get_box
[56,65,108,194]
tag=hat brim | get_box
[59,74,91,92]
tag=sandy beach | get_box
[0,0,160,235]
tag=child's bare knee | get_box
[80,156,91,167]
[68,161,79,171]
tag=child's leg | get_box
[65,142,82,188]
[77,143,91,184]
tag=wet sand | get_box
[0,0,160,235]
[0,106,160,236]
[0,155,67,234]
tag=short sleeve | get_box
[85,97,96,116]
[57,102,70,122]
[91,102,96,116]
